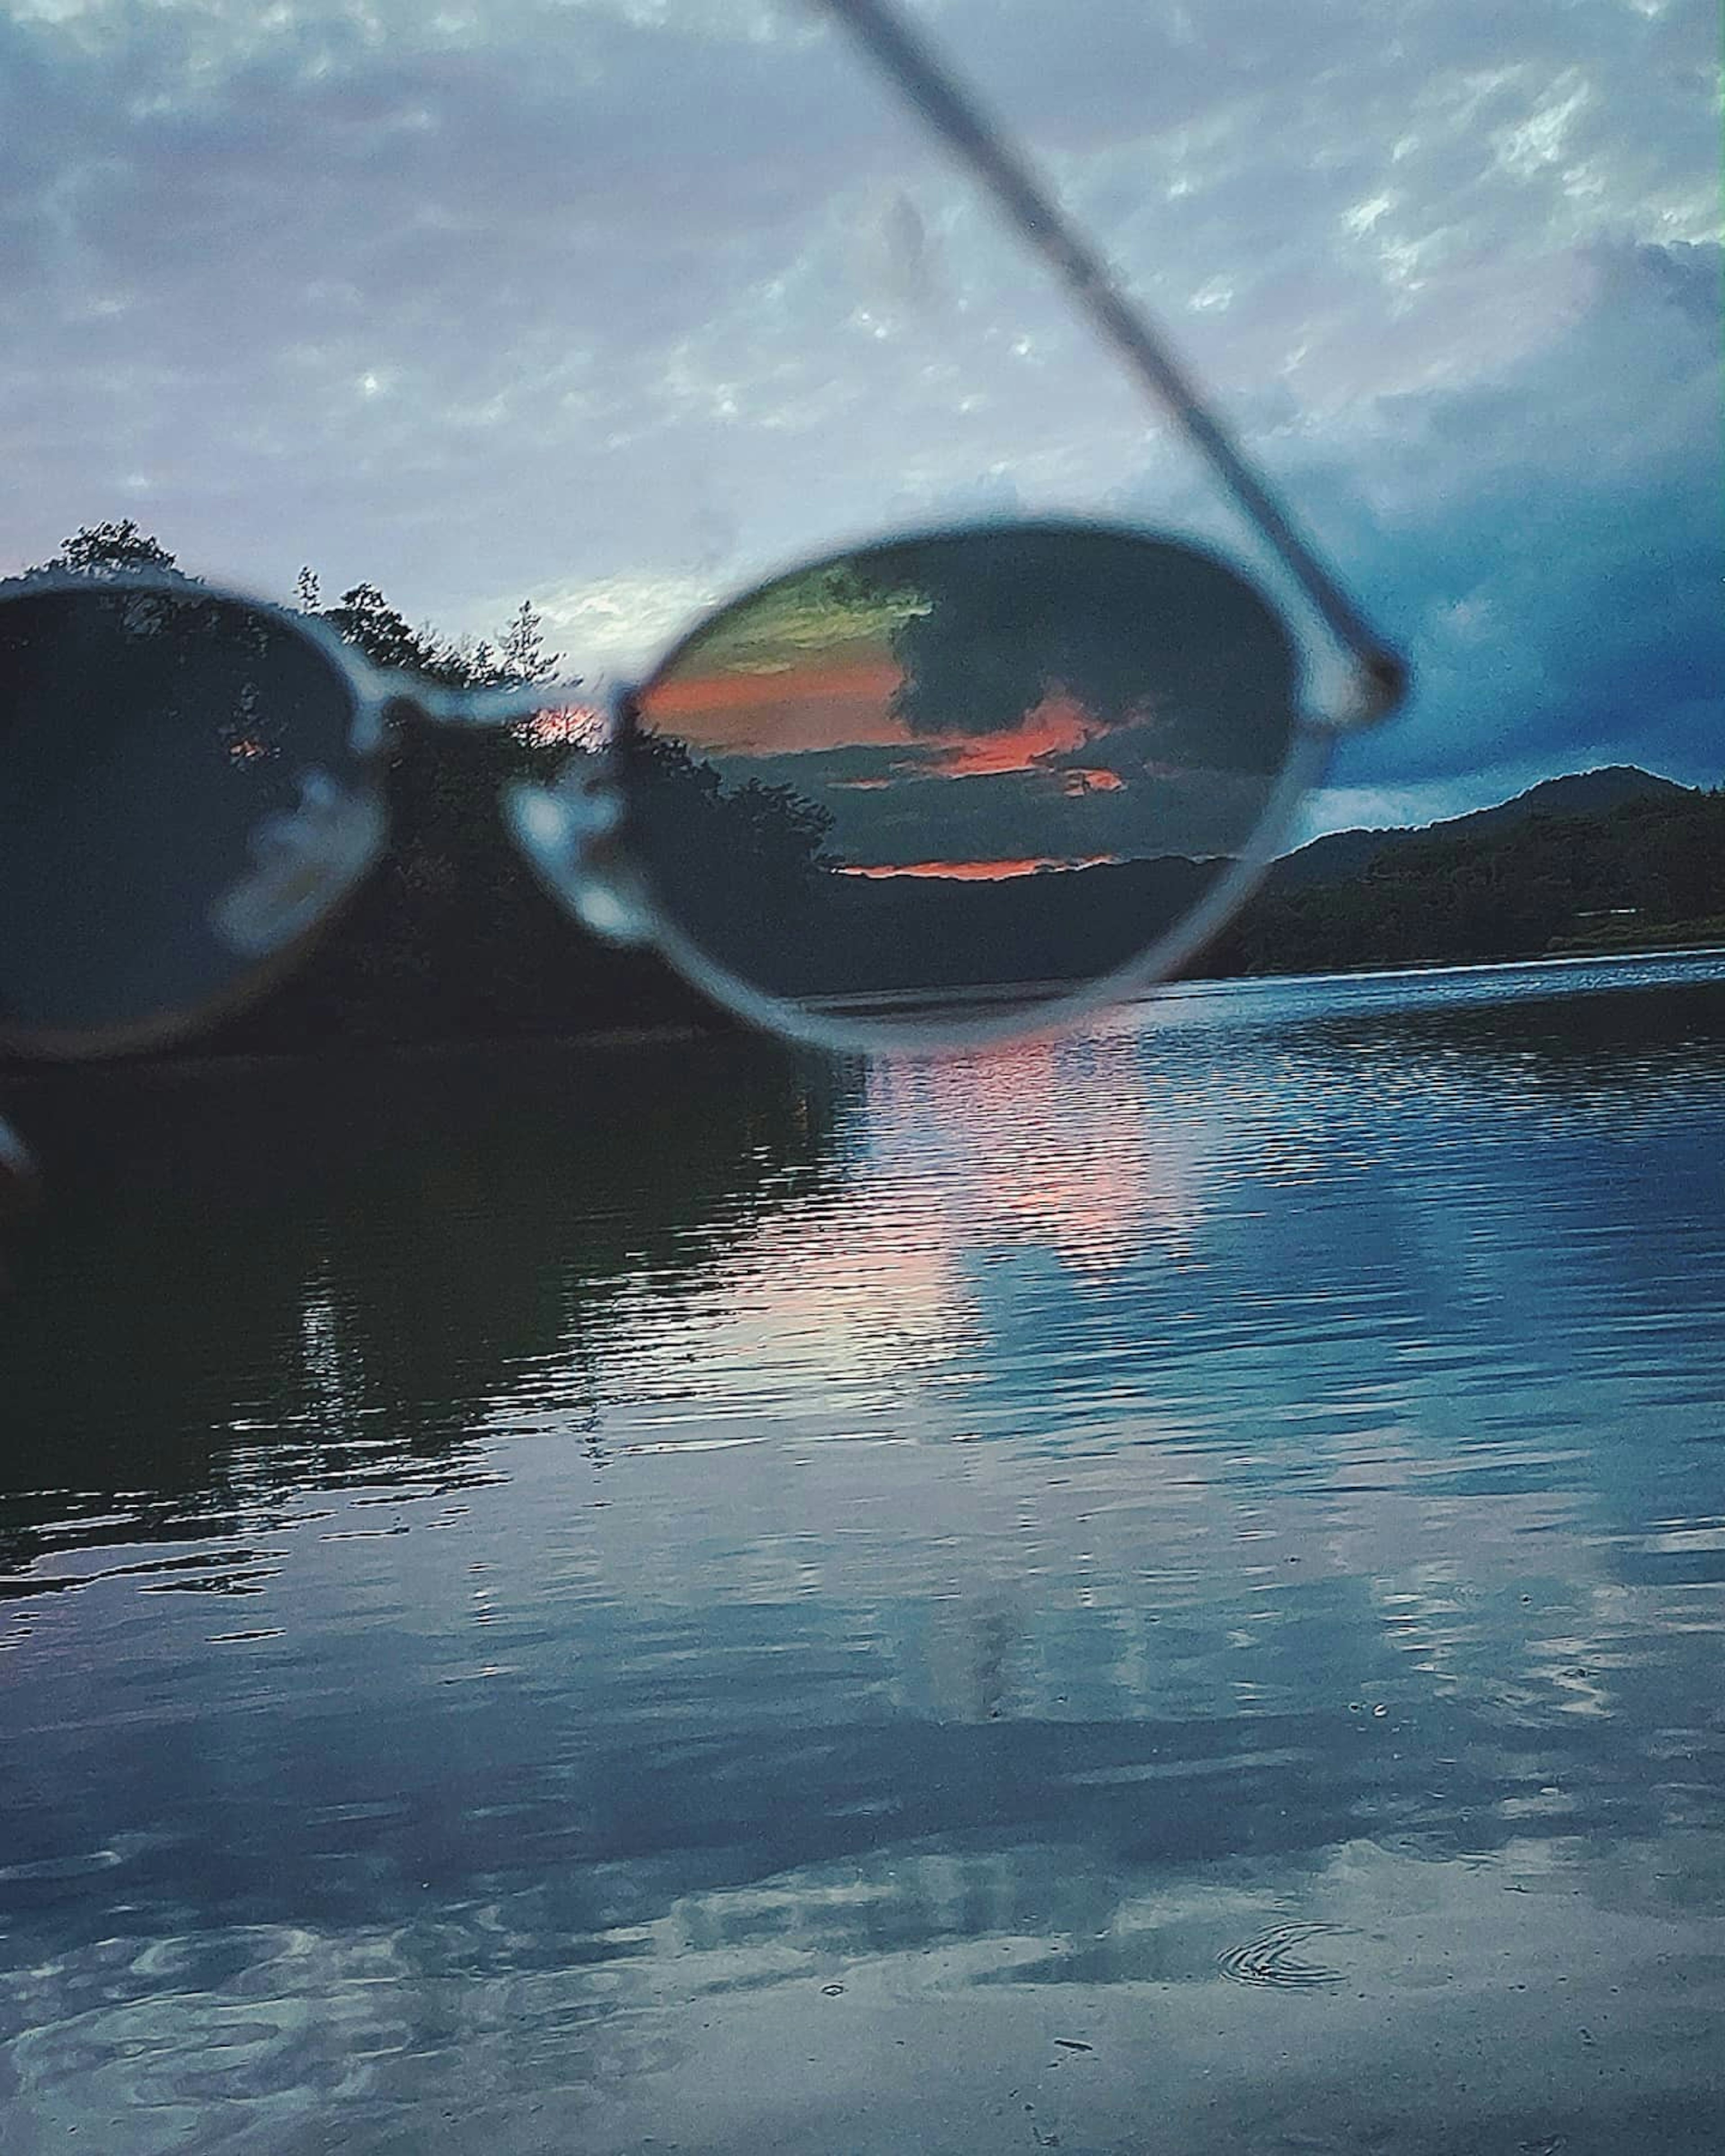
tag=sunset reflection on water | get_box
[2,955,1724,2155]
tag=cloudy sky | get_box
[2,0,1718,835]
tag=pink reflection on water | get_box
[862,1032,1209,1281]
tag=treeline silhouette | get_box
[1203,772,1725,979]
[6,522,719,1054]
[8,523,1720,1057]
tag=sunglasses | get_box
[0,0,1407,1070]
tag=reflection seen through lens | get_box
[626,526,1302,1025]
[0,585,379,1048]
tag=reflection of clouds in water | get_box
[9,1825,1721,2155]
[4,1914,681,2154]
[583,1191,991,1450]
[862,1032,1211,1278]
[7,972,1725,2152]
[486,977,1725,1745]
[571,1033,1213,1449]
[607,1832,1725,2156]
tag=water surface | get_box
[4,954,1724,2154]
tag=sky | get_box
[1,0,1719,837]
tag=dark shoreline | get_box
[5,941,1723,1086]
[0,1017,739,1087]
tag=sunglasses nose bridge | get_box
[504,767,653,948]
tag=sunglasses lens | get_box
[626,526,1303,1034]
[0,585,381,1049]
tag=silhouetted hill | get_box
[4,755,1716,1074]
[1203,773,1725,979]
[1269,766,1693,894]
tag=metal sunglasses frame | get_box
[516,523,1342,1057]
[4,530,1348,1064]
[0,0,1408,1069]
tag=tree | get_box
[312,581,562,694]
[28,518,190,581]
[495,598,561,686]
[4,523,686,1052]
[320,583,450,679]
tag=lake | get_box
[3,951,1723,2155]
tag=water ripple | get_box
[1216,1920,1353,1990]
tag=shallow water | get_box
[3,952,1724,2154]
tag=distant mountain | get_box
[2,755,1711,1072]
[1199,767,1725,980]
[1269,766,1694,895]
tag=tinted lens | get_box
[0,585,380,1047]
[626,525,1301,1027]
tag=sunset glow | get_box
[837,854,1122,881]
[641,669,1121,787]
[523,704,607,751]
[639,657,906,754]
[1062,766,1126,795]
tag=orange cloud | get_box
[1061,766,1126,795]
[637,655,905,754]
[926,693,1105,779]
[637,676,1121,783]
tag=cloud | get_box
[1283,238,1724,819]
[0,0,1714,829]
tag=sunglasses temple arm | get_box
[816,0,1407,720]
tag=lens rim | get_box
[0,571,392,1062]
[607,516,1336,1055]
[1,531,1354,1065]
